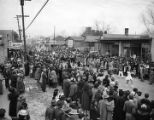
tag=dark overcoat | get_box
[41,72,47,92]
[81,82,92,110]
[63,79,70,98]
[8,92,18,117]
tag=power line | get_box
[26,0,50,30]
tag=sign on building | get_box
[67,39,73,48]
[8,42,23,49]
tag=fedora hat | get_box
[103,94,109,99]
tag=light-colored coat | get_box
[106,100,114,120]
[99,99,107,120]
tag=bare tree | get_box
[81,21,113,36]
[94,20,112,34]
[141,1,154,34]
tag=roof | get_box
[85,35,100,42]
[55,36,65,41]
[65,36,84,41]
[100,34,152,41]
[0,30,13,33]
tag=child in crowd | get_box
[125,67,133,85]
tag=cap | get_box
[18,110,28,116]
[0,108,6,116]
[56,100,63,107]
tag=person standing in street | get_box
[45,100,56,120]
[123,94,136,120]
[3,63,11,89]
[149,67,154,85]
[54,101,65,120]
[8,87,19,120]
[63,75,70,98]
[118,61,124,77]
[41,67,47,92]
[99,94,108,120]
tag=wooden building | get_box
[99,34,152,59]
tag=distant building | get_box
[99,28,152,60]
[0,30,21,63]
[54,36,65,46]
[84,35,100,51]
[65,36,85,50]
[66,28,153,61]
[151,36,154,62]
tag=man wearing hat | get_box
[54,100,65,120]
[45,100,56,120]
[0,108,9,120]
[123,93,136,120]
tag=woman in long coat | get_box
[8,87,19,120]
[24,61,29,76]
[16,74,25,94]
[106,97,114,120]
[41,68,47,92]
[34,65,41,82]
[63,76,70,98]
[50,70,58,88]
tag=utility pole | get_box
[20,0,31,61]
[14,15,29,41]
[14,15,21,41]
[54,26,56,45]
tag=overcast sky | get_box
[0,0,153,37]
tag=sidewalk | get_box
[0,80,11,119]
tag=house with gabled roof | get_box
[65,36,86,50]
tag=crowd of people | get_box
[0,53,30,120]
[0,46,154,120]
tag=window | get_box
[0,35,4,46]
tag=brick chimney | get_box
[125,28,129,35]
[104,31,107,34]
